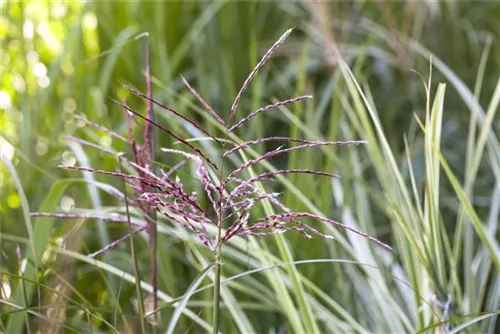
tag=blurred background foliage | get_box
[2,0,499,232]
[1,1,499,333]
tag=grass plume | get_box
[30,28,390,332]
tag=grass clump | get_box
[2,2,499,332]
[30,29,389,333]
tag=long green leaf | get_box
[166,264,216,334]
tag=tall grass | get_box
[1,1,499,333]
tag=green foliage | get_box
[1,1,499,333]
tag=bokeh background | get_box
[1,1,500,333]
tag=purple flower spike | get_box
[33,28,390,277]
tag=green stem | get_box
[119,156,146,334]
[212,246,221,334]
[212,207,223,334]
[213,152,225,334]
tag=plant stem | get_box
[144,34,159,331]
[213,150,225,334]
[120,156,146,334]
[213,204,223,334]
[212,244,221,334]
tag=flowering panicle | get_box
[31,28,391,264]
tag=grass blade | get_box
[166,264,216,334]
